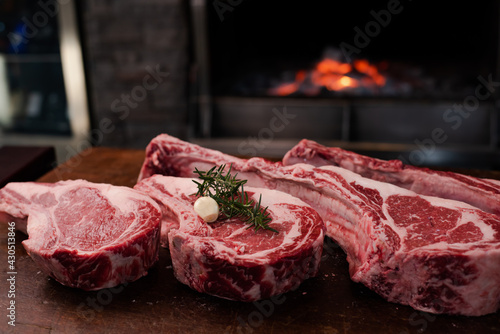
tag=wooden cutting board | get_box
[1,147,499,333]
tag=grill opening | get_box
[189,0,500,169]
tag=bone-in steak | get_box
[0,180,162,290]
[283,139,500,216]
[134,175,324,302]
[138,134,500,316]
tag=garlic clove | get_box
[194,196,219,222]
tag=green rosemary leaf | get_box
[192,164,277,233]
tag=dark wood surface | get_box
[1,147,500,334]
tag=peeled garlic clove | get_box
[194,196,219,222]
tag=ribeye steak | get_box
[0,180,162,290]
[137,134,500,316]
[134,175,324,301]
[283,139,500,216]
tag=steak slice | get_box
[138,134,500,316]
[283,139,500,216]
[0,180,161,290]
[134,175,324,302]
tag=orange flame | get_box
[316,59,352,75]
[354,59,386,86]
[269,57,386,96]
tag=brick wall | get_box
[78,0,190,148]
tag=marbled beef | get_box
[283,139,500,216]
[134,175,324,301]
[0,180,161,290]
[137,134,500,316]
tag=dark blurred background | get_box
[0,0,498,169]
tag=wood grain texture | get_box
[37,147,145,187]
[1,147,499,333]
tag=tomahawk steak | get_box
[138,134,500,316]
[0,180,162,290]
[134,175,324,301]
[283,139,500,216]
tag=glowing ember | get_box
[273,82,300,96]
[268,56,387,96]
[354,60,386,86]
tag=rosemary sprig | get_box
[193,164,278,233]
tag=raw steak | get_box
[0,180,162,290]
[283,139,500,216]
[138,134,500,316]
[134,175,324,301]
